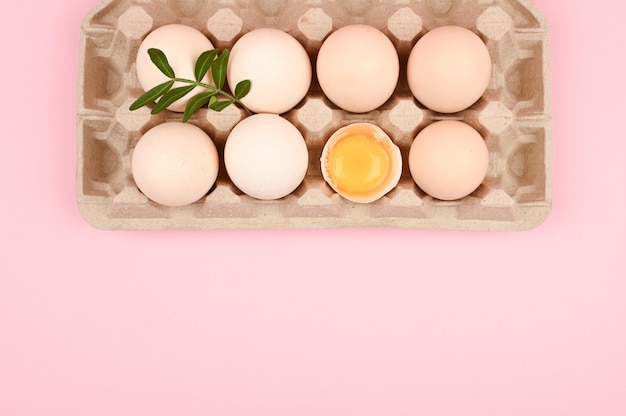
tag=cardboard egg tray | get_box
[76,0,552,231]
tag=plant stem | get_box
[173,77,249,112]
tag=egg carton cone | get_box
[76,0,552,231]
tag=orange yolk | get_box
[330,134,391,196]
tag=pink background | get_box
[1,0,625,415]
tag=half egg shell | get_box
[321,123,402,203]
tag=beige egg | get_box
[131,122,219,207]
[224,114,309,200]
[407,26,492,113]
[316,25,399,113]
[409,120,489,201]
[321,123,402,203]
[136,24,214,112]
[227,28,312,114]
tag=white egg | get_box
[136,24,214,112]
[227,28,312,114]
[131,122,219,207]
[224,114,309,200]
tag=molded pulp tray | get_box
[76,0,552,230]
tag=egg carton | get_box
[76,0,552,231]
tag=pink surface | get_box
[1,0,625,415]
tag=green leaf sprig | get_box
[130,48,252,122]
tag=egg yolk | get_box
[330,134,391,196]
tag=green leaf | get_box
[234,79,251,100]
[209,95,218,107]
[129,80,175,111]
[194,49,219,82]
[211,49,230,90]
[148,48,175,78]
[151,85,196,114]
[182,91,217,122]
[209,99,234,112]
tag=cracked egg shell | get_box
[321,123,402,204]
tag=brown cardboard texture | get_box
[77,0,552,230]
